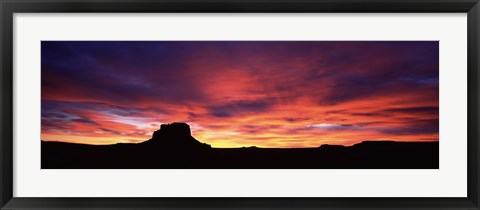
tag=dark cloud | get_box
[41,41,210,105]
[345,106,438,118]
[41,118,70,131]
[71,118,99,125]
[377,126,438,135]
[237,125,283,134]
[100,128,123,135]
[284,117,311,122]
[314,42,439,105]
[208,100,272,118]
[41,112,69,119]
[383,106,438,115]
[350,112,387,117]
[42,41,438,108]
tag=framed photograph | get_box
[1,0,479,209]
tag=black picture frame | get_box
[1,0,479,209]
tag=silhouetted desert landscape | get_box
[41,41,440,169]
[41,122,439,169]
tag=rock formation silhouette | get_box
[142,122,211,149]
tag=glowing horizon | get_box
[41,41,439,148]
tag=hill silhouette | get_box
[41,122,439,169]
[143,122,211,149]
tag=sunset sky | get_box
[41,41,439,148]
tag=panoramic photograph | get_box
[41,41,439,169]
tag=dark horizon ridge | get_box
[41,122,439,169]
[41,122,438,149]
